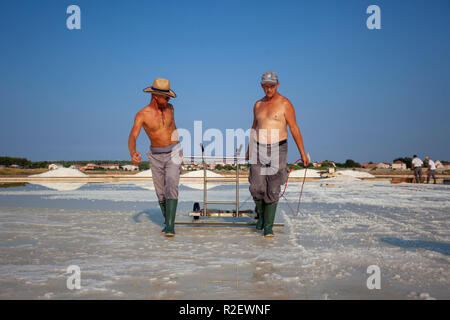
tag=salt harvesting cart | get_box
[175,144,284,228]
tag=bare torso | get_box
[139,103,178,147]
[254,94,289,144]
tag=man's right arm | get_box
[128,112,144,165]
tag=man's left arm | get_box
[285,101,309,167]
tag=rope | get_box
[280,158,304,198]
[279,158,308,216]
[295,167,308,217]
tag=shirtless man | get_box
[246,71,309,237]
[128,78,182,237]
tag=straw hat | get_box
[143,78,177,98]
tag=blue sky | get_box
[0,0,449,163]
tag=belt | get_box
[256,139,287,147]
[150,142,181,154]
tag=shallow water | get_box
[0,181,449,299]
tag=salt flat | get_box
[0,180,449,299]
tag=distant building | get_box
[84,163,97,170]
[99,164,120,170]
[9,164,20,168]
[376,162,391,169]
[121,165,138,171]
[392,160,407,170]
[69,164,84,170]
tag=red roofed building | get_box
[84,163,97,170]
[392,160,406,170]
[376,162,391,169]
[99,164,120,170]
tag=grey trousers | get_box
[414,167,423,183]
[427,170,436,184]
[248,140,288,204]
[147,143,182,202]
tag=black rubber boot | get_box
[165,199,178,237]
[254,199,265,230]
[263,203,277,238]
[159,201,167,233]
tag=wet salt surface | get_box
[0,181,449,299]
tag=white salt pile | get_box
[336,170,374,178]
[181,170,223,178]
[30,167,87,177]
[289,169,321,178]
[134,169,152,177]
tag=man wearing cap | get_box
[412,155,423,184]
[128,78,182,237]
[246,71,309,237]
[425,156,437,184]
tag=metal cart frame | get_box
[175,144,284,227]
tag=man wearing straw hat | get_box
[128,78,182,237]
[246,71,309,238]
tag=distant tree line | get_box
[3,156,446,171]
[335,159,362,168]
[287,159,361,170]
[0,157,33,167]
[0,157,149,169]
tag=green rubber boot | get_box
[254,199,265,230]
[263,203,277,238]
[159,201,167,233]
[165,199,178,237]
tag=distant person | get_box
[412,155,423,183]
[246,71,309,238]
[425,156,437,184]
[128,78,182,237]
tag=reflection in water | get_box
[25,181,232,192]
[30,182,87,191]
[129,181,155,191]
[0,182,28,189]
[180,182,223,190]
[128,181,226,191]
